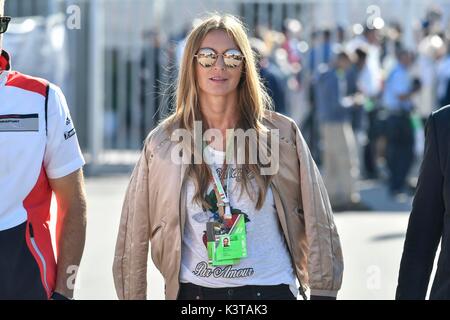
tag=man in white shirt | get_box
[0,0,87,300]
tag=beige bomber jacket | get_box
[113,111,344,300]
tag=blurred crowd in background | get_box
[5,1,450,211]
[137,6,448,210]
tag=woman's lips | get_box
[209,77,228,83]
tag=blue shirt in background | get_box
[382,63,413,112]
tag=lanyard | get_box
[206,138,234,220]
[211,163,232,219]
[204,132,234,220]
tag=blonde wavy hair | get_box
[165,14,274,210]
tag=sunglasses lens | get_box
[223,50,244,68]
[197,51,217,68]
[224,56,243,68]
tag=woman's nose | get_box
[213,54,226,70]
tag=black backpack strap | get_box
[44,83,50,136]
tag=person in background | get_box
[304,30,322,164]
[348,26,382,180]
[319,29,334,66]
[347,47,368,135]
[0,0,86,300]
[251,37,287,115]
[414,24,441,124]
[382,49,420,197]
[336,25,347,45]
[396,105,450,299]
[315,48,367,211]
[436,39,450,108]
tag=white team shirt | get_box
[0,52,85,231]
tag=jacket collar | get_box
[0,50,11,71]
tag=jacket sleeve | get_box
[396,114,445,299]
[113,144,151,300]
[294,121,344,298]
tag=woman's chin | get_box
[203,89,235,97]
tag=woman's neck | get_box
[200,94,239,130]
[199,93,239,151]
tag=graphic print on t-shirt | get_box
[190,166,253,279]
[181,145,297,291]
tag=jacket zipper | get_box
[176,178,186,300]
[270,181,308,300]
[29,223,50,294]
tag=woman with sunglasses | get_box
[113,14,343,300]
